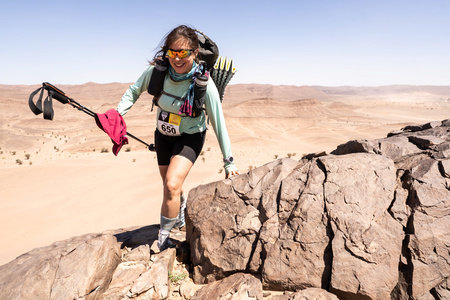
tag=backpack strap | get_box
[161,90,183,101]
[148,57,169,111]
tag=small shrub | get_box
[125,147,131,152]
[101,148,109,153]
[16,159,22,165]
[132,158,136,162]
[168,271,188,283]
[274,154,279,159]
[12,151,16,155]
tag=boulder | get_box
[330,139,377,156]
[186,153,404,298]
[127,248,176,299]
[270,288,339,299]
[261,159,329,290]
[187,119,449,300]
[0,225,181,300]
[330,135,422,161]
[191,273,263,300]
[0,233,121,300]
[319,154,403,299]
[405,158,449,298]
[186,158,299,284]
[101,225,180,300]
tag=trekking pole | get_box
[66,97,155,151]
[126,132,155,151]
[28,82,156,152]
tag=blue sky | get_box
[1,0,449,86]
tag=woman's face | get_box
[167,37,198,74]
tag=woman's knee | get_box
[164,177,182,196]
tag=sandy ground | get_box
[1,83,449,265]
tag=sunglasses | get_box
[166,48,194,59]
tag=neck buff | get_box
[169,61,203,116]
[169,61,198,81]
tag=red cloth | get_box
[95,109,128,155]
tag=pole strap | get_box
[28,82,155,151]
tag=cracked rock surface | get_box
[187,119,449,299]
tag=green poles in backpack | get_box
[211,56,236,102]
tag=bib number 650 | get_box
[161,124,177,135]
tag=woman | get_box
[117,25,239,251]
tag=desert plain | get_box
[1,82,449,265]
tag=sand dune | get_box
[1,82,449,265]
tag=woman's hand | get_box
[226,170,239,179]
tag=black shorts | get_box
[154,130,206,165]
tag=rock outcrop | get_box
[0,233,121,299]
[0,119,448,299]
[0,226,185,300]
[186,119,449,299]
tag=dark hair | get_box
[152,25,199,62]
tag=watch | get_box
[223,156,234,164]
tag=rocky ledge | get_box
[0,119,448,300]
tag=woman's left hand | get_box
[226,170,239,179]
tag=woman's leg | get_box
[159,164,185,227]
[160,154,193,218]
[157,155,193,250]
[155,130,205,250]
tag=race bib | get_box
[157,111,181,136]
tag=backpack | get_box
[148,30,235,117]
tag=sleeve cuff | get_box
[224,162,238,173]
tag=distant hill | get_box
[1,82,448,105]
[313,85,450,97]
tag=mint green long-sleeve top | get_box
[117,65,237,173]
